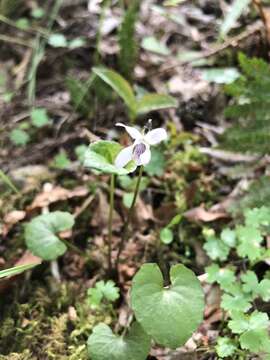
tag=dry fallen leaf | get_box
[0,251,42,294]
[91,190,122,231]
[1,210,26,236]
[133,196,154,227]
[28,184,88,210]
[184,204,228,222]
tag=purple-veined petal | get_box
[115,145,134,168]
[145,128,167,145]
[116,123,142,140]
[137,145,151,165]
[133,143,147,163]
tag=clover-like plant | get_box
[92,67,178,121]
[87,280,120,309]
[205,206,270,358]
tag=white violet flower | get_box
[115,122,168,168]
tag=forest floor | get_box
[0,0,269,359]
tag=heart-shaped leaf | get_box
[92,67,136,115]
[25,211,75,261]
[131,263,204,348]
[136,94,177,116]
[84,140,136,175]
[87,322,151,360]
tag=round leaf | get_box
[84,140,136,175]
[87,322,151,360]
[25,211,75,261]
[131,263,204,348]
[160,227,173,244]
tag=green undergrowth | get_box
[0,278,114,359]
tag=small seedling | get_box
[87,280,120,309]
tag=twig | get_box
[0,34,33,47]
[252,0,270,44]
[199,147,260,163]
[149,20,263,77]
[0,14,47,36]
[74,194,95,219]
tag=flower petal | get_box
[137,146,151,166]
[145,128,167,145]
[115,145,134,168]
[116,123,142,140]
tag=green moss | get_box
[0,279,114,359]
[0,350,34,360]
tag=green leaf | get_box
[75,144,88,163]
[241,271,270,301]
[241,270,259,294]
[31,108,51,128]
[0,169,19,194]
[167,214,182,228]
[0,262,40,279]
[229,311,270,353]
[84,140,136,175]
[136,93,177,116]
[220,228,236,247]
[220,0,251,38]
[87,322,151,360]
[141,36,170,56]
[92,67,136,114]
[96,280,120,302]
[203,236,230,261]
[240,329,270,353]
[25,211,75,261]
[16,18,30,30]
[160,227,173,244]
[131,263,204,348]
[236,226,264,261]
[215,337,237,358]
[144,147,166,177]
[201,68,240,84]
[68,38,86,49]
[53,150,71,169]
[87,280,120,309]
[206,264,236,291]
[257,279,270,302]
[123,192,134,208]
[48,33,68,47]
[87,288,103,308]
[228,312,250,334]
[10,129,30,146]
[164,0,186,5]
[221,292,252,313]
[244,206,270,228]
[31,7,45,19]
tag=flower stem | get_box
[116,166,143,270]
[108,174,115,272]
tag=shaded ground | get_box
[0,0,268,359]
